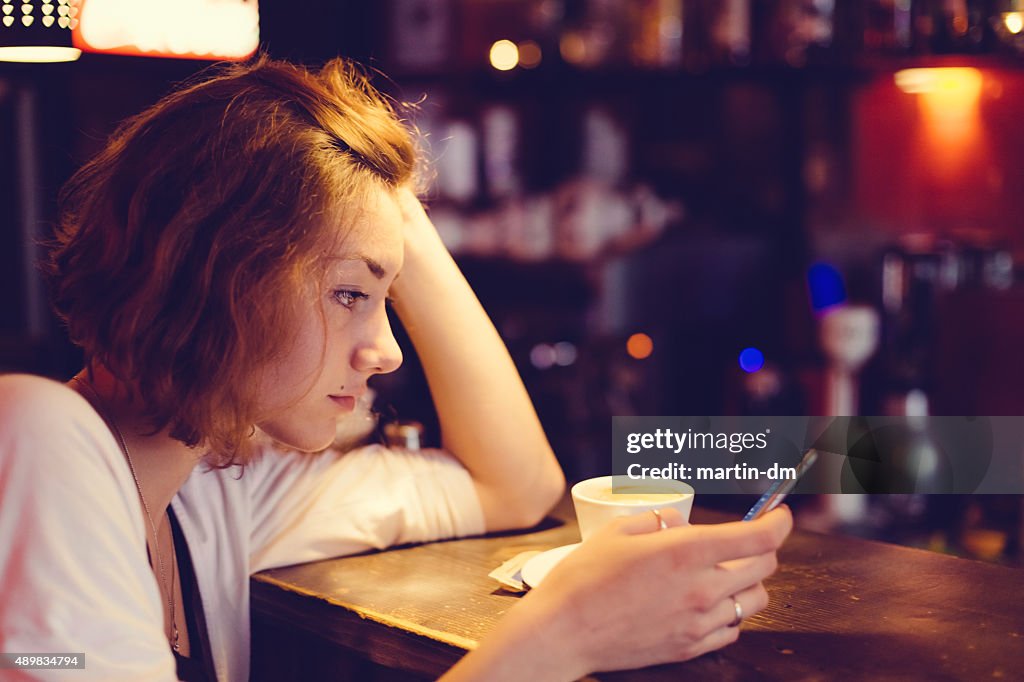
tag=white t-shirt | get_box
[0,374,486,681]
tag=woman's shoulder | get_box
[0,372,96,424]
[0,376,173,676]
[0,373,117,469]
[1,371,81,402]
[1,372,73,394]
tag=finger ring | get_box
[729,595,744,627]
[651,508,668,531]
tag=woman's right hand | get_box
[526,505,793,676]
[441,505,792,681]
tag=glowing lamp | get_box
[0,0,82,63]
[73,0,259,60]
[1005,12,1024,34]
[893,67,982,97]
[993,0,1024,51]
[893,67,983,167]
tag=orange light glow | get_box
[893,67,983,95]
[517,40,542,69]
[894,68,985,182]
[559,32,587,65]
[626,333,653,360]
[1003,12,1024,34]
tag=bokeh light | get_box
[627,333,653,360]
[489,39,519,71]
[530,343,556,369]
[739,347,765,373]
[1003,12,1023,35]
[518,40,542,69]
[559,31,587,65]
[807,262,846,313]
[553,341,577,366]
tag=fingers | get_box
[613,506,687,536]
[561,507,788,672]
[706,551,778,606]
[721,582,770,628]
[590,505,792,588]
[555,509,786,674]
[682,582,769,658]
[680,619,741,661]
[682,582,768,660]
[680,506,793,565]
[395,186,426,219]
[610,508,786,618]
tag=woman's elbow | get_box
[516,465,566,528]
[478,462,566,532]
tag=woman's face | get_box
[256,186,405,452]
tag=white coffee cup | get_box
[571,475,695,541]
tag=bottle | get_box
[814,303,881,526]
[863,0,916,54]
[383,421,424,451]
[627,0,685,68]
[481,105,522,202]
[880,389,950,493]
[919,0,990,53]
[755,0,836,66]
[707,0,752,66]
[388,0,455,73]
[992,0,1024,54]
[880,237,941,399]
[818,304,880,417]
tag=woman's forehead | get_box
[327,190,404,276]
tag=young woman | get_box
[0,57,791,681]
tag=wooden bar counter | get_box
[251,496,1023,681]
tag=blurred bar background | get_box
[2,0,1022,564]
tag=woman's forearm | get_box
[391,190,565,530]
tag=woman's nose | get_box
[351,311,403,375]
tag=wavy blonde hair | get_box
[47,55,415,466]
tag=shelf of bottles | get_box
[385,1,1024,79]
[380,1,1024,262]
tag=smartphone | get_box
[742,448,819,521]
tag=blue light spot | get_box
[739,347,765,373]
[807,262,846,313]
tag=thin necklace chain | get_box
[71,376,180,653]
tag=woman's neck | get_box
[71,366,204,516]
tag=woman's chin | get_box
[257,421,336,453]
[289,438,335,453]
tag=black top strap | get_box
[168,507,217,682]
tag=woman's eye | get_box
[332,289,369,309]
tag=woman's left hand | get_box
[385,185,566,532]
[393,185,445,256]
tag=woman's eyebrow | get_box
[332,254,387,279]
[359,256,387,279]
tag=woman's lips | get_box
[328,395,356,412]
